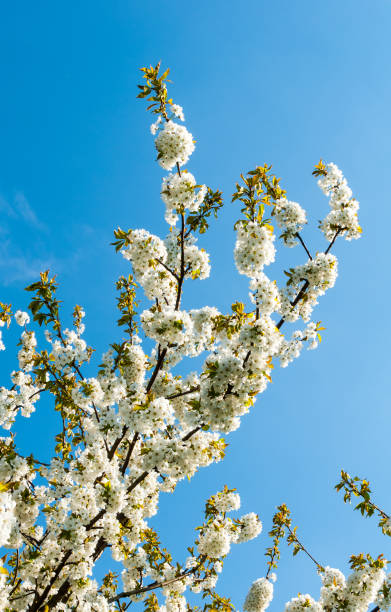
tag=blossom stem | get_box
[296,232,313,260]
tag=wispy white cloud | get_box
[0,191,103,286]
[0,191,50,284]
[0,245,52,285]
[0,238,85,286]
[0,191,47,232]
[0,195,17,219]
[13,192,47,232]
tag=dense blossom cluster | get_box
[155,120,195,170]
[234,222,276,277]
[242,563,391,611]
[249,273,280,315]
[0,65,365,612]
[243,577,274,612]
[0,490,16,547]
[273,198,307,247]
[278,321,319,367]
[318,162,362,241]
[279,253,338,322]
[161,171,207,225]
[197,491,262,561]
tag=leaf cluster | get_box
[312,159,327,178]
[141,528,173,572]
[186,188,224,235]
[116,275,139,338]
[213,302,252,340]
[25,270,61,330]
[112,228,131,253]
[137,62,172,119]
[204,485,237,520]
[0,301,12,328]
[349,552,387,570]
[232,165,286,229]
[336,470,391,536]
[265,503,291,574]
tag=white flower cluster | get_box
[270,564,389,611]
[239,316,282,357]
[197,521,232,558]
[150,105,185,136]
[124,397,175,436]
[376,572,391,610]
[17,329,37,371]
[318,566,346,609]
[249,273,280,316]
[280,253,338,322]
[243,578,274,612]
[122,229,168,277]
[0,558,11,611]
[140,430,225,480]
[234,222,276,278]
[122,229,178,306]
[197,489,262,560]
[214,490,241,513]
[14,310,30,326]
[0,490,16,547]
[0,369,42,429]
[161,171,206,225]
[278,321,319,368]
[318,162,361,241]
[274,198,307,247]
[171,103,185,121]
[141,309,193,347]
[284,593,322,611]
[165,232,211,281]
[155,120,195,170]
[340,565,386,610]
[122,343,147,388]
[47,328,90,370]
[188,306,220,354]
[235,512,263,543]
[122,228,210,309]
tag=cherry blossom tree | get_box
[0,63,384,612]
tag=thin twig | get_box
[120,433,139,476]
[296,232,313,260]
[155,258,180,282]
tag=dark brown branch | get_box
[182,426,202,442]
[275,227,341,331]
[174,213,186,311]
[285,523,323,569]
[108,425,127,461]
[108,557,205,603]
[28,550,72,611]
[325,228,341,254]
[155,258,180,282]
[9,579,22,598]
[12,549,19,587]
[120,432,139,476]
[166,387,200,400]
[146,347,168,392]
[275,281,309,330]
[296,232,313,260]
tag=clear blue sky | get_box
[1,1,390,608]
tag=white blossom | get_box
[244,578,274,612]
[15,310,30,326]
[155,120,195,170]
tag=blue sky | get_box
[1,1,391,608]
